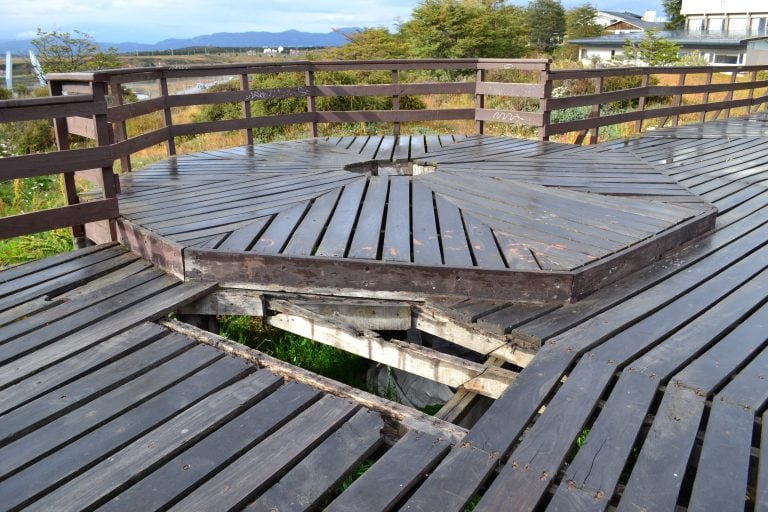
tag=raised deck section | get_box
[117,135,715,302]
[2,115,768,511]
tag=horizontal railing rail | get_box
[0,92,118,244]
[3,58,768,245]
[546,64,768,143]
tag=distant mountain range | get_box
[0,28,358,55]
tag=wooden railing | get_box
[2,58,768,244]
[546,65,768,143]
[0,93,118,245]
[46,59,551,170]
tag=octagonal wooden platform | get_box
[117,135,715,302]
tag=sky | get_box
[1,0,665,44]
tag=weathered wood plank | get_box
[327,429,451,512]
[166,395,358,512]
[22,370,283,512]
[0,356,253,510]
[99,381,321,512]
[247,409,384,512]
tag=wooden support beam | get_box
[178,290,411,331]
[159,318,468,443]
[436,356,505,424]
[413,305,537,368]
[265,299,517,399]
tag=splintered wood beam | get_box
[159,318,467,443]
[436,356,505,424]
[413,305,537,368]
[265,299,517,399]
[178,290,411,331]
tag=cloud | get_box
[3,0,665,43]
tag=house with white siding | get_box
[570,0,768,66]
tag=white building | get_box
[570,1,768,66]
[682,0,767,34]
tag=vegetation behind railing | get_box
[2,58,768,247]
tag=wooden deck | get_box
[116,135,715,301]
[2,114,768,511]
[0,244,463,511]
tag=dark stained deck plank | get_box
[327,430,451,512]
[0,341,220,480]
[96,381,320,512]
[314,179,367,258]
[0,281,216,389]
[0,356,254,511]
[0,334,193,446]
[250,203,310,255]
[434,195,473,267]
[217,217,271,252]
[0,323,167,415]
[22,369,282,512]
[382,177,411,262]
[348,177,389,260]
[0,268,164,345]
[166,395,358,512]
[248,409,384,512]
[461,212,506,269]
[0,275,179,365]
[282,189,343,257]
[411,181,443,266]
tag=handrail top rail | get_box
[46,58,554,83]
[0,94,96,109]
[45,59,767,85]
[549,64,767,78]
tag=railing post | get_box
[159,74,176,155]
[391,69,400,137]
[109,81,132,173]
[90,80,118,242]
[475,68,485,135]
[240,72,254,145]
[538,61,552,141]
[723,70,738,119]
[49,79,86,248]
[700,70,713,123]
[672,72,686,127]
[748,70,758,114]
[634,71,650,134]
[305,69,317,137]
[588,75,603,144]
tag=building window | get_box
[728,17,748,33]
[688,17,705,31]
[714,53,738,64]
[708,17,724,31]
[752,17,767,35]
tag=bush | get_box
[0,87,11,100]
[192,71,427,143]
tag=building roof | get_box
[569,30,768,48]
[599,11,666,31]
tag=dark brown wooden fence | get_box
[0,93,118,244]
[2,59,768,243]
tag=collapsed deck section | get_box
[117,135,715,301]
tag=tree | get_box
[30,29,121,79]
[526,0,566,53]
[323,28,409,60]
[555,3,603,60]
[400,0,529,59]
[623,29,680,66]
[662,0,685,29]
[565,4,603,39]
